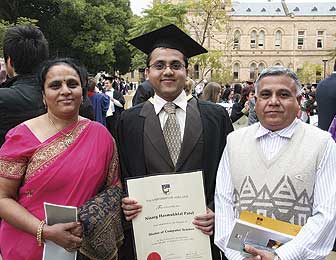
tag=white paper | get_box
[42,202,78,260]
[227,219,294,257]
[127,171,212,260]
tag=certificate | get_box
[126,170,212,260]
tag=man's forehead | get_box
[258,75,296,91]
[150,48,185,59]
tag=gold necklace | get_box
[47,114,80,147]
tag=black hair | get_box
[3,25,49,74]
[222,88,232,102]
[233,83,242,95]
[146,48,189,68]
[38,58,86,94]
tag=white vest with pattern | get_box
[227,121,330,226]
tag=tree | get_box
[129,0,232,83]
[128,3,187,71]
[184,0,232,83]
[0,0,133,73]
[297,62,322,84]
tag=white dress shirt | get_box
[215,119,336,260]
[153,91,187,140]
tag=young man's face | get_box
[146,47,188,102]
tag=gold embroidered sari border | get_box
[25,120,90,183]
[0,157,27,179]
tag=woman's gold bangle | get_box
[36,220,46,246]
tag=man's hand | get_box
[192,207,214,235]
[243,244,275,260]
[121,197,142,221]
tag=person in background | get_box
[87,77,110,126]
[0,58,123,260]
[316,60,336,131]
[119,78,129,95]
[247,96,258,126]
[0,58,6,85]
[215,66,336,259]
[132,79,154,106]
[118,24,233,260]
[220,87,234,115]
[184,77,194,97]
[201,82,222,103]
[231,86,254,122]
[0,25,49,147]
[105,77,125,138]
[78,67,95,121]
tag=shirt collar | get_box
[255,118,299,139]
[153,91,188,115]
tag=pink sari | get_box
[0,119,119,260]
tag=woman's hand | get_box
[244,101,250,112]
[43,222,82,251]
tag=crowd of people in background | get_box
[0,23,335,260]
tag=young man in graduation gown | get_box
[117,24,233,260]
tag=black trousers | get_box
[119,229,226,260]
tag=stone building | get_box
[161,0,336,83]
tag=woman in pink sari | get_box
[0,58,122,260]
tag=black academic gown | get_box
[316,73,336,131]
[132,80,155,106]
[117,96,233,260]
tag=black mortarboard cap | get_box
[103,75,115,81]
[128,24,207,58]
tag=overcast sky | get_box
[130,0,334,16]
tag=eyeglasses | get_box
[149,62,185,71]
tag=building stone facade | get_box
[161,0,336,83]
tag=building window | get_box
[131,70,135,79]
[275,30,282,48]
[194,64,200,79]
[250,63,257,80]
[233,63,240,80]
[297,31,305,49]
[251,30,257,48]
[233,30,240,49]
[258,63,265,76]
[316,31,324,48]
[258,30,265,48]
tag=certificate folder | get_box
[239,211,301,236]
[42,203,77,260]
[227,211,301,257]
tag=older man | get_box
[215,66,336,260]
[118,24,233,260]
